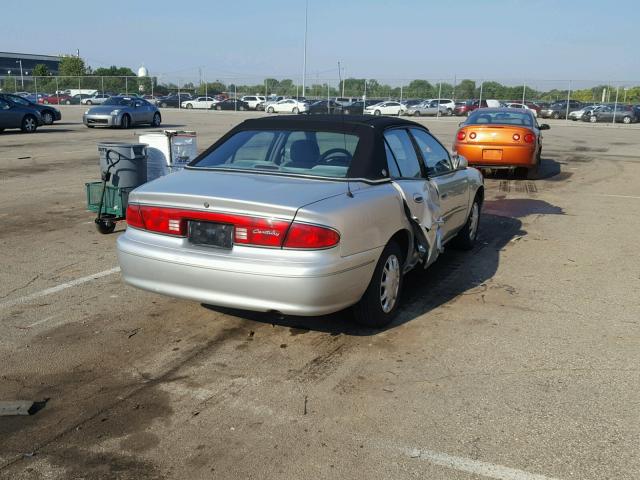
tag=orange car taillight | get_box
[283,223,340,249]
[524,133,535,143]
[125,204,339,249]
[512,133,521,141]
[469,132,477,139]
[456,131,466,141]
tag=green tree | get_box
[405,80,434,98]
[58,55,87,76]
[32,64,50,77]
[456,79,476,99]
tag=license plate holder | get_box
[188,221,233,249]
[482,149,503,161]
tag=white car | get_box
[81,94,111,105]
[241,95,266,110]
[181,97,217,109]
[568,105,598,121]
[424,98,456,114]
[364,101,403,116]
[265,99,308,114]
[505,103,538,117]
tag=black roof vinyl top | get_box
[236,114,428,132]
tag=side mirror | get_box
[453,154,468,170]
[539,124,550,130]
[458,122,465,127]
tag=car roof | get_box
[237,114,426,132]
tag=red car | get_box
[454,99,489,116]
[38,94,72,105]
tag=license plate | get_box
[482,149,503,160]
[188,221,233,249]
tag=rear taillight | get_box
[456,131,466,141]
[512,133,521,141]
[524,133,535,143]
[124,204,339,249]
[284,223,340,249]
[469,132,477,139]
[125,204,144,229]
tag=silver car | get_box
[117,116,483,327]
[83,96,161,129]
[405,100,449,117]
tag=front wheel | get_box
[552,111,560,119]
[414,110,421,117]
[451,196,481,250]
[86,100,93,105]
[622,116,632,124]
[267,106,274,113]
[160,102,167,108]
[353,241,404,328]
[120,114,130,129]
[186,103,193,109]
[42,111,54,125]
[589,115,597,123]
[239,105,246,111]
[292,107,299,114]
[374,109,381,116]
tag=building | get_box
[0,52,61,79]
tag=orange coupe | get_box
[453,108,550,179]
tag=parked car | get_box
[307,100,343,114]
[0,93,61,125]
[505,103,538,117]
[539,100,583,119]
[568,104,599,121]
[83,96,161,129]
[210,98,251,111]
[364,101,403,116]
[81,93,111,105]
[334,97,359,106]
[69,94,91,105]
[0,96,43,133]
[182,97,218,109]
[454,108,550,179]
[425,98,455,114]
[158,93,193,108]
[23,93,48,104]
[38,94,72,105]
[117,115,484,327]
[582,105,637,124]
[260,96,285,111]
[265,98,309,114]
[404,100,449,117]
[341,100,382,115]
[143,95,160,106]
[240,96,266,110]
[453,100,489,116]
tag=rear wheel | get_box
[65,100,71,105]
[622,116,632,124]
[95,219,116,234]
[292,107,299,114]
[151,112,161,127]
[414,110,421,117]
[120,114,131,129]
[589,115,597,123]
[353,241,404,328]
[239,105,246,111]
[267,106,274,113]
[86,100,93,105]
[451,195,481,250]
[374,109,381,116]
[160,102,168,108]
[186,103,193,109]
[552,111,560,119]
[42,111,54,125]
[21,115,38,133]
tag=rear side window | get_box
[383,129,422,179]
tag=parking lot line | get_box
[403,447,561,480]
[593,193,640,200]
[0,267,120,310]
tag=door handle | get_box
[440,192,449,199]
[413,194,424,203]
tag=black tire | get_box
[622,116,632,124]
[65,100,71,105]
[239,105,246,111]
[95,219,116,234]
[86,100,93,105]
[353,241,404,328]
[151,112,161,127]
[589,115,597,123]
[0,128,4,133]
[21,115,38,133]
[42,111,54,125]
[186,103,193,109]
[120,114,130,129]
[451,195,481,250]
[292,107,299,114]
[374,109,381,116]
[216,105,222,111]
[267,106,274,113]
[447,108,453,115]
[87,125,95,128]
[160,102,167,108]
[414,110,421,117]
[552,111,560,119]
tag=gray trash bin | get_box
[98,142,148,188]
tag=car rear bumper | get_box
[83,114,119,127]
[454,144,537,168]
[116,228,379,316]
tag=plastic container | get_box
[138,130,198,182]
[97,142,148,189]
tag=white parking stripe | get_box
[403,447,561,480]
[593,193,640,200]
[0,267,120,310]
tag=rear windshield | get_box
[191,130,360,178]
[467,111,533,126]
[103,97,134,106]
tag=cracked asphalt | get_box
[0,108,639,479]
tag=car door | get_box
[383,128,443,264]
[0,98,13,128]
[408,128,469,239]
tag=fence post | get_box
[522,82,526,105]
[55,76,59,97]
[234,84,237,111]
[34,76,38,100]
[478,80,484,107]
[125,77,128,95]
[178,79,181,109]
[437,81,442,118]
[613,85,619,125]
[565,80,572,121]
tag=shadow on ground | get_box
[204,213,526,336]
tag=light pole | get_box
[16,60,24,89]
[301,0,308,99]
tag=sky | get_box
[3,0,639,87]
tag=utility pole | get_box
[301,0,308,99]
[16,60,24,88]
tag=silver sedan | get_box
[404,100,449,117]
[83,96,161,129]
[117,116,483,327]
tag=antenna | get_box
[338,61,353,198]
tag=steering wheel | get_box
[319,148,352,165]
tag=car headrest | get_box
[289,139,319,167]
